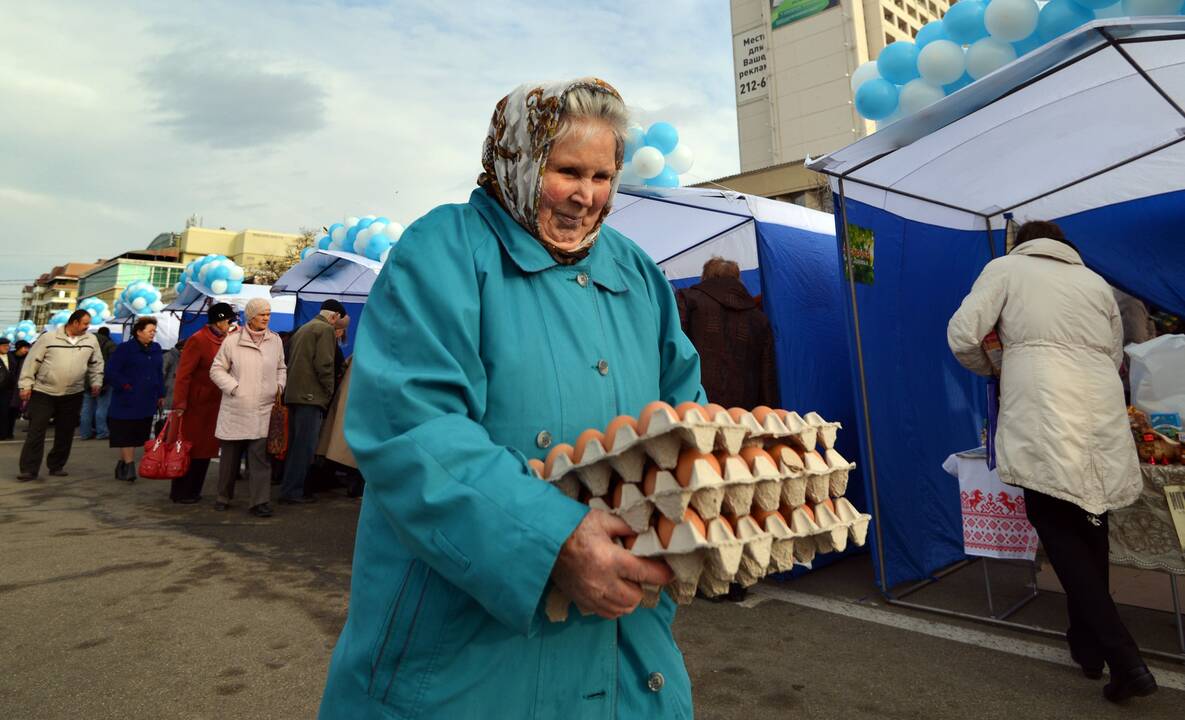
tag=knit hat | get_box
[207,302,236,324]
[245,297,271,321]
[321,298,347,317]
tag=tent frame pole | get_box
[836,178,889,594]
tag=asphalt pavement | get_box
[1,433,1182,719]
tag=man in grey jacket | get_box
[17,310,104,480]
[279,299,346,503]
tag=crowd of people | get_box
[6,298,359,519]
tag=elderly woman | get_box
[948,220,1155,702]
[318,79,703,719]
[105,316,165,481]
[171,303,235,504]
[209,298,286,518]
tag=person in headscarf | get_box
[209,297,286,518]
[317,79,704,719]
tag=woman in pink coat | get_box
[209,298,286,517]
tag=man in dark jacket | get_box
[5,340,31,439]
[0,338,13,440]
[280,299,347,503]
[79,326,117,440]
[676,257,779,410]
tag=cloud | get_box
[142,49,329,149]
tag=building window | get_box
[929,1,938,13]
[886,32,895,45]
[911,26,918,37]
[884,7,893,21]
[894,0,903,7]
[898,18,907,32]
[907,6,916,17]
[148,266,182,289]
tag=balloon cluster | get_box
[116,280,165,317]
[45,309,72,332]
[617,122,695,188]
[852,0,1179,124]
[77,297,113,327]
[2,320,39,344]
[315,216,404,263]
[176,255,246,296]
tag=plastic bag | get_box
[1127,334,1185,421]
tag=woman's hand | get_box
[551,509,674,620]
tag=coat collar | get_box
[470,188,627,293]
[1010,238,1083,266]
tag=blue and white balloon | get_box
[877,41,921,85]
[1037,0,1093,42]
[855,79,900,121]
[985,0,1040,42]
[945,1,990,45]
[918,40,967,86]
[966,37,1018,78]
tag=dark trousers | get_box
[19,391,84,476]
[170,458,211,501]
[281,404,324,500]
[218,439,271,507]
[0,402,11,439]
[1024,488,1143,674]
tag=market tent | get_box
[111,314,179,349]
[607,187,864,548]
[165,283,296,340]
[271,250,376,354]
[806,17,1185,590]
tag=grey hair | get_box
[555,86,629,166]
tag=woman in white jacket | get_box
[948,220,1155,703]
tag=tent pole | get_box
[984,215,996,259]
[837,177,889,595]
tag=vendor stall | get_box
[270,249,377,354]
[806,17,1185,660]
[165,283,295,340]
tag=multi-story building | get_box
[711,0,951,207]
[177,226,302,269]
[77,250,185,308]
[21,262,102,326]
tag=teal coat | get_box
[319,189,705,720]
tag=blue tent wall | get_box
[1055,189,1185,316]
[836,199,1005,589]
[293,299,365,357]
[757,219,868,573]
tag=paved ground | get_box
[1,434,1182,719]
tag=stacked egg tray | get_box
[527,402,872,621]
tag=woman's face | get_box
[537,119,617,251]
[248,311,270,331]
[136,323,157,345]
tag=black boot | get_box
[1104,665,1157,703]
[115,460,125,480]
[121,460,137,483]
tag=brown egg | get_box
[604,415,638,451]
[751,508,787,526]
[642,465,661,496]
[766,442,793,462]
[800,504,816,523]
[739,445,776,471]
[674,401,705,422]
[610,476,625,508]
[527,459,545,478]
[704,403,728,419]
[657,508,707,548]
[674,448,722,487]
[573,428,605,463]
[715,515,737,539]
[751,405,775,424]
[543,443,574,477]
[638,401,677,435]
[773,408,791,422]
[727,407,749,423]
[822,498,836,515]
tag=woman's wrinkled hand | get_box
[551,509,674,620]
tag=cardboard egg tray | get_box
[529,403,872,619]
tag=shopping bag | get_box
[141,413,193,479]
[267,389,288,458]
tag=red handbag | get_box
[141,413,194,480]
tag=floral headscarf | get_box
[478,78,624,265]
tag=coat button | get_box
[576,272,589,287]
[535,430,552,449]
[647,672,664,692]
[596,359,609,376]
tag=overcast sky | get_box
[0,0,741,325]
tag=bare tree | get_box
[244,227,319,285]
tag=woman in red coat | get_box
[169,303,236,503]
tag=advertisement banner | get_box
[733,25,770,103]
[844,223,875,285]
[771,0,840,29]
